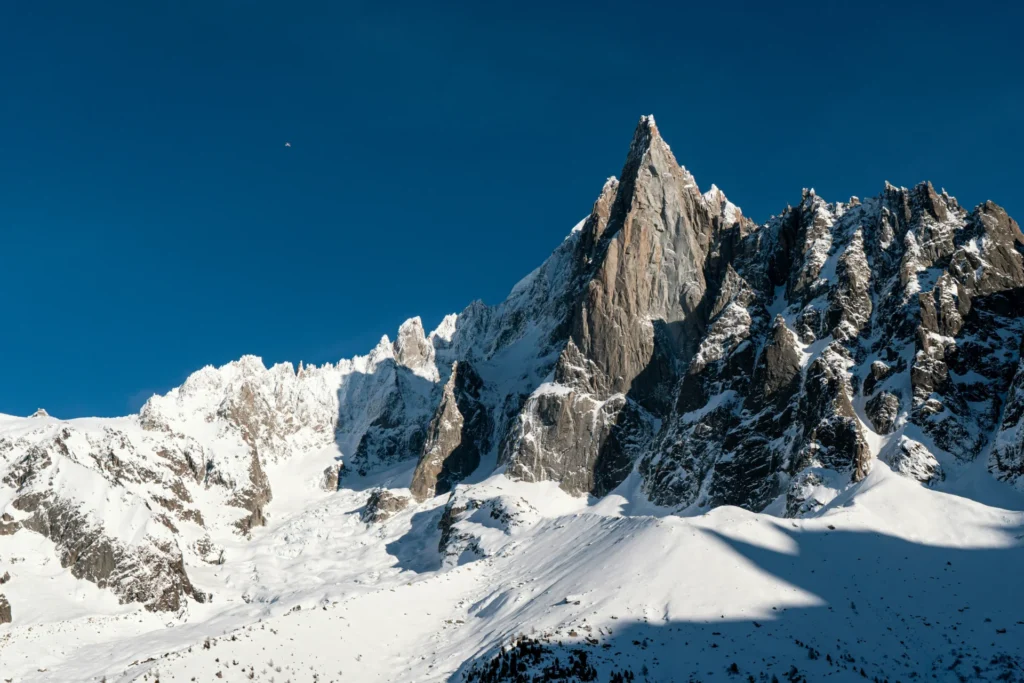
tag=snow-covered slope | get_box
[2,116,1024,682]
[3,465,1023,682]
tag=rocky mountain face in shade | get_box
[410,361,491,501]
[2,115,1023,619]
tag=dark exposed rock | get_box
[752,315,802,407]
[347,362,432,476]
[0,512,18,536]
[503,117,713,496]
[826,229,873,341]
[0,423,228,612]
[12,489,201,611]
[993,341,1024,483]
[620,141,1024,512]
[504,371,652,497]
[866,391,901,434]
[796,344,872,481]
[786,470,829,517]
[361,489,410,523]
[863,360,892,396]
[193,536,225,565]
[411,361,491,501]
[0,594,10,624]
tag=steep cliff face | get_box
[501,117,722,497]
[410,361,491,501]
[494,119,1024,511]
[640,178,1024,514]
[569,115,710,405]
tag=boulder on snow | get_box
[321,464,340,492]
[0,512,18,536]
[882,436,942,484]
[361,489,410,523]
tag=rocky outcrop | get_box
[502,336,654,497]
[866,391,901,434]
[411,362,491,501]
[796,343,872,481]
[344,355,437,477]
[0,594,10,624]
[993,343,1024,484]
[437,487,539,565]
[393,317,437,379]
[474,117,1024,511]
[882,436,942,484]
[229,449,273,535]
[0,512,19,536]
[361,489,410,523]
[753,316,802,406]
[321,463,340,491]
[2,431,205,612]
[635,170,1024,511]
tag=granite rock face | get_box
[500,117,717,497]
[411,361,491,501]
[486,118,1024,512]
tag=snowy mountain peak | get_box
[3,115,1024,682]
[702,183,743,226]
[393,316,439,380]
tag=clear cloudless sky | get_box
[1,0,1021,417]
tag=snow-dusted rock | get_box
[437,486,539,565]
[882,436,942,484]
[361,488,410,523]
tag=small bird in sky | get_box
[284,142,292,147]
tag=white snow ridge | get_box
[2,117,1024,682]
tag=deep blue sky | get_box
[1,1,1021,417]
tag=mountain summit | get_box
[2,117,1024,681]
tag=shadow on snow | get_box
[452,523,1024,682]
